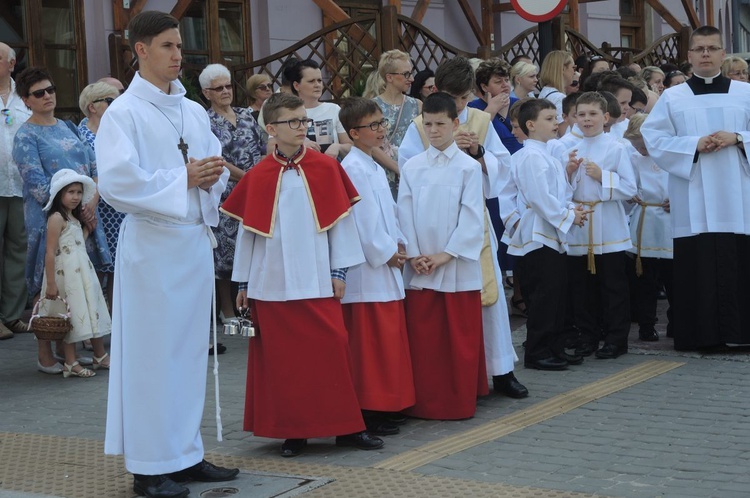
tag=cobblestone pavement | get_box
[2,297,749,497]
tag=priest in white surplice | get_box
[642,25,750,351]
[96,12,237,498]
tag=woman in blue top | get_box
[12,67,111,373]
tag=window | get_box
[619,0,644,50]
[0,0,86,118]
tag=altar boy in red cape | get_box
[223,93,384,458]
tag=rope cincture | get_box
[634,200,664,277]
[574,199,602,274]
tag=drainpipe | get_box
[733,0,740,52]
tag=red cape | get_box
[221,147,360,237]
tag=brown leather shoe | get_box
[0,323,14,340]
[4,319,28,334]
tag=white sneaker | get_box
[37,361,64,375]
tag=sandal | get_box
[63,361,96,378]
[93,353,110,370]
[510,296,528,318]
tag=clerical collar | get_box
[694,72,721,84]
[686,73,730,95]
[273,145,306,173]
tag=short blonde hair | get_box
[623,112,647,141]
[245,74,272,105]
[721,56,748,77]
[511,61,538,87]
[78,82,119,117]
[378,49,411,80]
[539,51,573,93]
[362,71,385,99]
[640,66,664,86]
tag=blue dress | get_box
[208,107,263,279]
[12,120,111,298]
[79,118,125,274]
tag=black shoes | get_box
[639,327,659,341]
[365,420,400,436]
[574,342,598,357]
[492,372,529,398]
[555,350,584,365]
[133,474,188,498]
[281,438,307,458]
[595,343,627,359]
[208,343,227,355]
[524,357,568,371]
[169,459,239,482]
[335,431,384,450]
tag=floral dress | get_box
[39,217,111,343]
[372,95,420,199]
[12,120,111,298]
[208,107,263,279]
[79,119,125,274]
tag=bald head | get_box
[98,76,124,92]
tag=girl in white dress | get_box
[41,169,111,378]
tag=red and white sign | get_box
[510,0,568,23]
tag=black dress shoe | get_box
[133,474,188,498]
[556,350,584,365]
[208,343,227,356]
[492,372,529,398]
[335,431,384,450]
[524,357,568,371]
[595,343,627,359]
[384,412,408,425]
[169,459,239,482]
[639,327,659,341]
[366,421,400,436]
[574,342,598,357]
[280,438,307,457]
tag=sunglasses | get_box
[1,109,12,126]
[257,83,273,91]
[29,85,56,99]
[207,84,232,92]
[92,97,115,105]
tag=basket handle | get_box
[29,296,71,329]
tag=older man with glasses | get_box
[0,42,31,340]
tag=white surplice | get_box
[397,143,484,291]
[508,140,576,256]
[341,147,405,303]
[96,72,228,475]
[564,132,636,255]
[641,80,750,238]
[627,145,673,259]
[399,112,519,375]
[231,168,364,301]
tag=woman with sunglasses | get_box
[12,66,111,374]
[245,74,273,121]
[76,81,121,313]
[200,64,263,328]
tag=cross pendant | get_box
[178,137,189,164]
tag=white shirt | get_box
[0,79,31,197]
[564,132,637,255]
[508,139,575,255]
[305,102,345,146]
[641,79,750,237]
[538,86,565,124]
[397,142,484,292]
[341,146,406,303]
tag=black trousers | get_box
[517,246,567,361]
[631,256,673,334]
[568,252,631,350]
[673,233,750,350]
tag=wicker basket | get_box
[29,297,72,341]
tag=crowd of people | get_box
[1,10,749,498]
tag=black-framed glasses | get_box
[688,46,723,54]
[206,84,232,92]
[1,109,12,126]
[388,70,415,79]
[269,117,314,130]
[29,85,56,98]
[351,118,389,131]
[93,97,115,106]
[422,84,437,92]
[256,83,273,91]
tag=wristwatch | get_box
[736,133,743,145]
[469,144,485,159]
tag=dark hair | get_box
[630,86,648,106]
[664,70,686,88]
[262,92,305,125]
[15,66,53,99]
[509,97,532,122]
[678,61,693,75]
[598,90,621,119]
[338,97,382,137]
[615,66,638,79]
[127,11,179,55]
[283,59,320,96]
[474,58,511,90]
[518,98,556,136]
[582,70,618,92]
[422,92,458,120]
[510,54,532,67]
[659,63,679,75]
[689,26,722,48]
[47,182,83,222]
[434,56,475,96]
[575,91,608,114]
[597,75,634,96]
[410,69,435,100]
[562,91,582,116]
[280,57,299,85]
